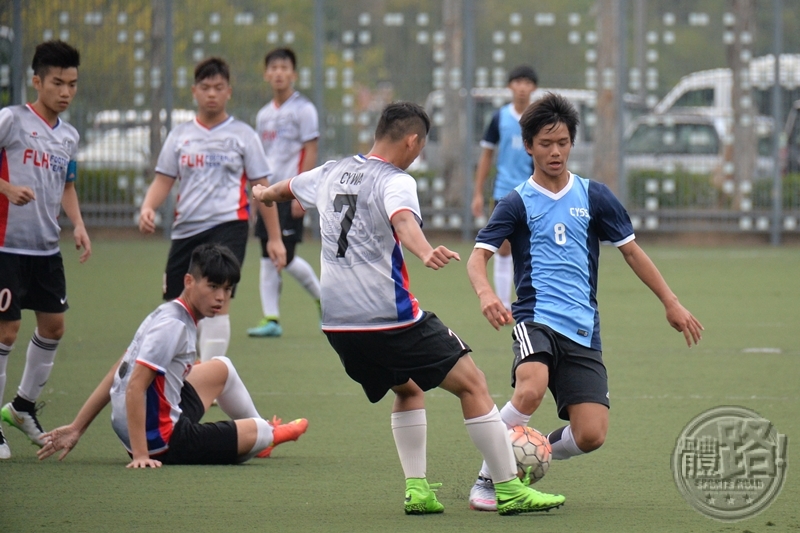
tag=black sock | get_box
[12,396,36,413]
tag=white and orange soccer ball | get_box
[509,426,551,484]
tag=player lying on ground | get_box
[466,92,703,511]
[253,101,564,515]
[37,244,307,467]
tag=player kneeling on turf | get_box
[37,244,307,466]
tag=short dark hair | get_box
[31,40,80,79]
[187,243,241,286]
[194,57,230,84]
[520,93,580,146]
[265,48,297,70]
[507,64,538,85]
[374,101,430,142]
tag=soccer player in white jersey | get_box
[248,48,321,338]
[0,41,91,460]
[37,244,308,466]
[138,57,286,363]
[253,102,564,515]
[466,93,704,511]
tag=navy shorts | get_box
[155,381,239,465]
[0,251,68,320]
[163,220,248,300]
[511,321,609,421]
[325,312,471,403]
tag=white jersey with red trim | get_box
[0,104,79,255]
[110,299,197,455]
[290,155,423,331]
[155,116,271,239]
[255,91,318,184]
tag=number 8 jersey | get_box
[289,154,423,331]
[475,172,634,351]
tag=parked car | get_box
[624,112,774,179]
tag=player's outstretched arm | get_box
[125,364,162,468]
[618,241,704,347]
[61,182,91,263]
[138,173,175,234]
[467,247,513,329]
[391,210,460,270]
[38,358,121,461]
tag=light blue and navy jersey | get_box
[480,103,533,201]
[474,173,634,350]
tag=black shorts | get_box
[155,381,239,465]
[163,220,248,300]
[255,201,304,245]
[325,312,471,403]
[0,251,68,321]
[511,321,609,421]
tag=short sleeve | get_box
[134,318,189,374]
[242,126,272,181]
[588,181,635,246]
[298,101,320,143]
[475,192,525,252]
[384,172,421,224]
[289,164,327,210]
[480,110,501,149]
[0,108,15,149]
[154,129,180,178]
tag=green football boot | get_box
[495,477,565,516]
[404,478,445,515]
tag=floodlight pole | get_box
[462,0,476,241]
[11,0,23,105]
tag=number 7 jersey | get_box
[475,172,634,350]
[289,154,423,331]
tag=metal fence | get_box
[2,0,799,240]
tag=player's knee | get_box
[575,428,606,453]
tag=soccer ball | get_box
[509,426,551,484]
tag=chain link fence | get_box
[2,0,798,239]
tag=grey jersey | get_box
[110,299,197,454]
[0,105,79,255]
[255,92,318,184]
[290,155,423,330]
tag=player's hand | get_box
[267,239,286,272]
[37,425,81,461]
[138,207,156,234]
[479,293,513,330]
[471,192,484,219]
[3,184,36,206]
[73,225,92,263]
[422,246,460,270]
[127,456,163,469]
[252,184,272,206]
[665,301,704,347]
[290,199,304,219]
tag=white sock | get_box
[198,314,230,363]
[17,330,59,402]
[239,417,275,462]
[259,258,282,319]
[285,256,321,300]
[214,356,260,419]
[549,425,585,460]
[464,405,516,484]
[479,401,531,478]
[0,342,12,404]
[493,254,513,310]
[391,409,427,479]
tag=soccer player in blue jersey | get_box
[466,93,704,511]
[471,65,538,311]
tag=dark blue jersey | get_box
[475,173,634,350]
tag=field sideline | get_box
[1,237,798,533]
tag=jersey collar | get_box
[26,103,61,130]
[528,172,574,200]
[174,298,199,325]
